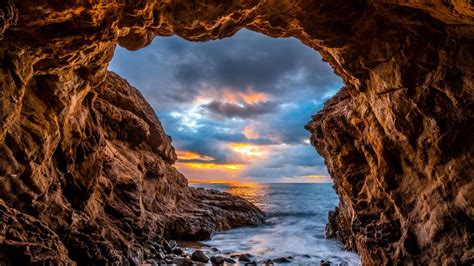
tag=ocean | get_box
[191,183,361,265]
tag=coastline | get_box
[145,239,337,265]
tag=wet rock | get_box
[163,240,174,253]
[272,257,292,263]
[210,247,221,252]
[210,256,225,264]
[239,254,252,262]
[169,240,178,250]
[173,247,184,256]
[172,257,192,265]
[165,254,177,260]
[261,259,274,265]
[155,252,165,260]
[224,257,237,264]
[144,259,158,265]
[320,260,331,266]
[191,250,209,263]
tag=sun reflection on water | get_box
[225,183,267,209]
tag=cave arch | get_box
[0,0,472,265]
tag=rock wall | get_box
[0,0,473,265]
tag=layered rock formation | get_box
[0,0,472,265]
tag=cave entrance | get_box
[109,29,359,263]
[110,29,340,184]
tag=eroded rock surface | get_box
[0,0,472,265]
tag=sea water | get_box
[191,183,361,265]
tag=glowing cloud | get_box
[231,143,266,158]
[222,87,269,105]
[177,162,244,170]
[280,174,332,183]
[243,126,260,140]
[176,150,214,161]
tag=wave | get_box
[266,211,320,218]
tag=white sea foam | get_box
[192,183,361,265]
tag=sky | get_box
[109,29,342,183]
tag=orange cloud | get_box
[188,179,253,184]
[222,87,269,105]
[175,161,246,182]
[176,162,244,170]
[176,150,214,161]
[243,126,260,140]
[299,175,330,179]
[231,143,266,158]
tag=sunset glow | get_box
[177,162,244,170]
[231,143,266,158]
[243,126,260,140]
[222,87,269,105]
[176,150,214,161]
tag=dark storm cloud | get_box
[167,30,338,97]
[110,29,341,108]
[211,132,276,145]
[171,134,229,164]
[203,100,277,118]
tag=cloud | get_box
[203,100,277,118]
[176,150,215,162]
[109,29,343,182]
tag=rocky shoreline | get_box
[142,240,337,265]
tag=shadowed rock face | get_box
[0,0,472,265]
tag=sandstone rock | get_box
[0,200,72,264]
[0,0,472,265]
